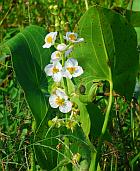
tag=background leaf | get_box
[6,25,52,126]
[72,6,139,100]
[127,0,140,84]
[127,0,140,43]
[5,25,59,170]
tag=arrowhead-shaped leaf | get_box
[73,6,139,100]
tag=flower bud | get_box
[49,5,53,10]
[72,153,81,164]
[48,120,54,127]
[55,22,60,27]
[53,5,58,10]
[60,20,65,26]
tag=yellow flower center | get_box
[52,67,59,73]
[69,34,76,41]
[56,52,61,58]
[46,36,53,43]
[56,97,64,106]
[67,67,76,74]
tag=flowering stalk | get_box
[43,31,84,115]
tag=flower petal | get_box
[65,46,73,57]
[51,51,62,62]
[59,100,72,113]
[65,58,78,67]
[45,32,57,43]
[64,32,84,43]
[51,32,57,43]
[56,89,68,100]
[43,32,57,48]
[65,32,77,42]
[53,72,63,82]
[62,69,72,79]
[43,43,51,48]
[55,62,62,70]
[74,38,84,43]
[49,94,59,108]
[44,64,54,76]
[57,43,67,51]
[72,66,83,77]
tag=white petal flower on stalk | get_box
[51,51,62,62]
[64,32,84,43]
[43,32,57,48]
[49,89,72,113]
[57,43,67,51]
[63,58,83,79]
[44,62,63,82]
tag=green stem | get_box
[92,80,113,171]
[58,25,70,94]
[101,81,113,135]
[59,33,63,44]
[63,78,68,94]
[84,0,89,11]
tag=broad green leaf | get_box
[73,6,139,100]
[5,25,58,170]
[87,103,104,139]
[6,25,52,126]
[86,103,112,141]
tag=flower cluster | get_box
[43,31,84,114]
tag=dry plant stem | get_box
[97,92,119,97]
[0,2,13,26]
[130,0,133,11]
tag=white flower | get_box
[43,32,57,48]
[64,32,84,43]
[65,45,73,57]
[56,44,73,57]
[57,43,67,51]
[49,89,72,113]
[51,51,62,62]
[63,58,83,79]
[44,62,63,82]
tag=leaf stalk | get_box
[91,80,113,171]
